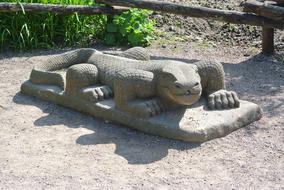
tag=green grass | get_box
[0,0,107,51]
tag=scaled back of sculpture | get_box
[29,47,240,118]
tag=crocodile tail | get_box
[30,48,99,88]
[30,69,66,88]
[194,60,225,94]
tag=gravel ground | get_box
[0,44,283,189]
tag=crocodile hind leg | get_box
[118,47,150,61]
[65,63,113,103]
[114,69,166,118]
[30,48,100,88]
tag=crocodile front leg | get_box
[194,60,240,109]
[121,98,166,118]
[114,69,166,118]
[80,85,113,103]
[208,90,240,109]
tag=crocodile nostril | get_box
[194,82,199,86]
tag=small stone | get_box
[104,120,110,124]
[209,42,217,47]
[169,26,175,31]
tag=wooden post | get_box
[262,27,275,55]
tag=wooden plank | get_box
[96,0,284,29]
[262,27,275,55]
[259,0,284,4]
[271,0,284,3]
[0,2,126,15]
[243,0,284,20]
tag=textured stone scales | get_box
[21,47,262,142]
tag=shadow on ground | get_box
[13,92,200,165]
[221,53,283,119]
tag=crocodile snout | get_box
[173,81,201,96]
[189,82,201,95]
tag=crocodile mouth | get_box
[160,87,201,98]
[173,87,202,96]
[174,90,200,96]
[160,86,201,105]
[161,85,201,97]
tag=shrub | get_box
[103,8,155,46]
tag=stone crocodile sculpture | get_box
[29,47,240,118]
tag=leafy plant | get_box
[103,8,155,46]
[0,0,156,51]
[227,23,238,33]
[0,0,106,51]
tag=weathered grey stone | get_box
[28,47,241,118]
[20,47,262,142]
[21,81,262,143]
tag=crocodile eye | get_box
[175,83,182,89]
[194,82,199,86]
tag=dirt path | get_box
[0,46,283,189]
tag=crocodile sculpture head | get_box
[157,63,202,106]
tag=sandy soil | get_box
[154,0,284,51]
[0,45,283,189]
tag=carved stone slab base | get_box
[21,81,262,143]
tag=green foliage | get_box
[0,0,155,51]
[103,9,155,46]
[0,0,107,51]
[226,23,238,33]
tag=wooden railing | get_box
[97,0,284,55]
[1,0,283,54]
[0,2,126,15]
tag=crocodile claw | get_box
[81,85,113,103]
[208,90,240,110]
[126,98,166,118]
